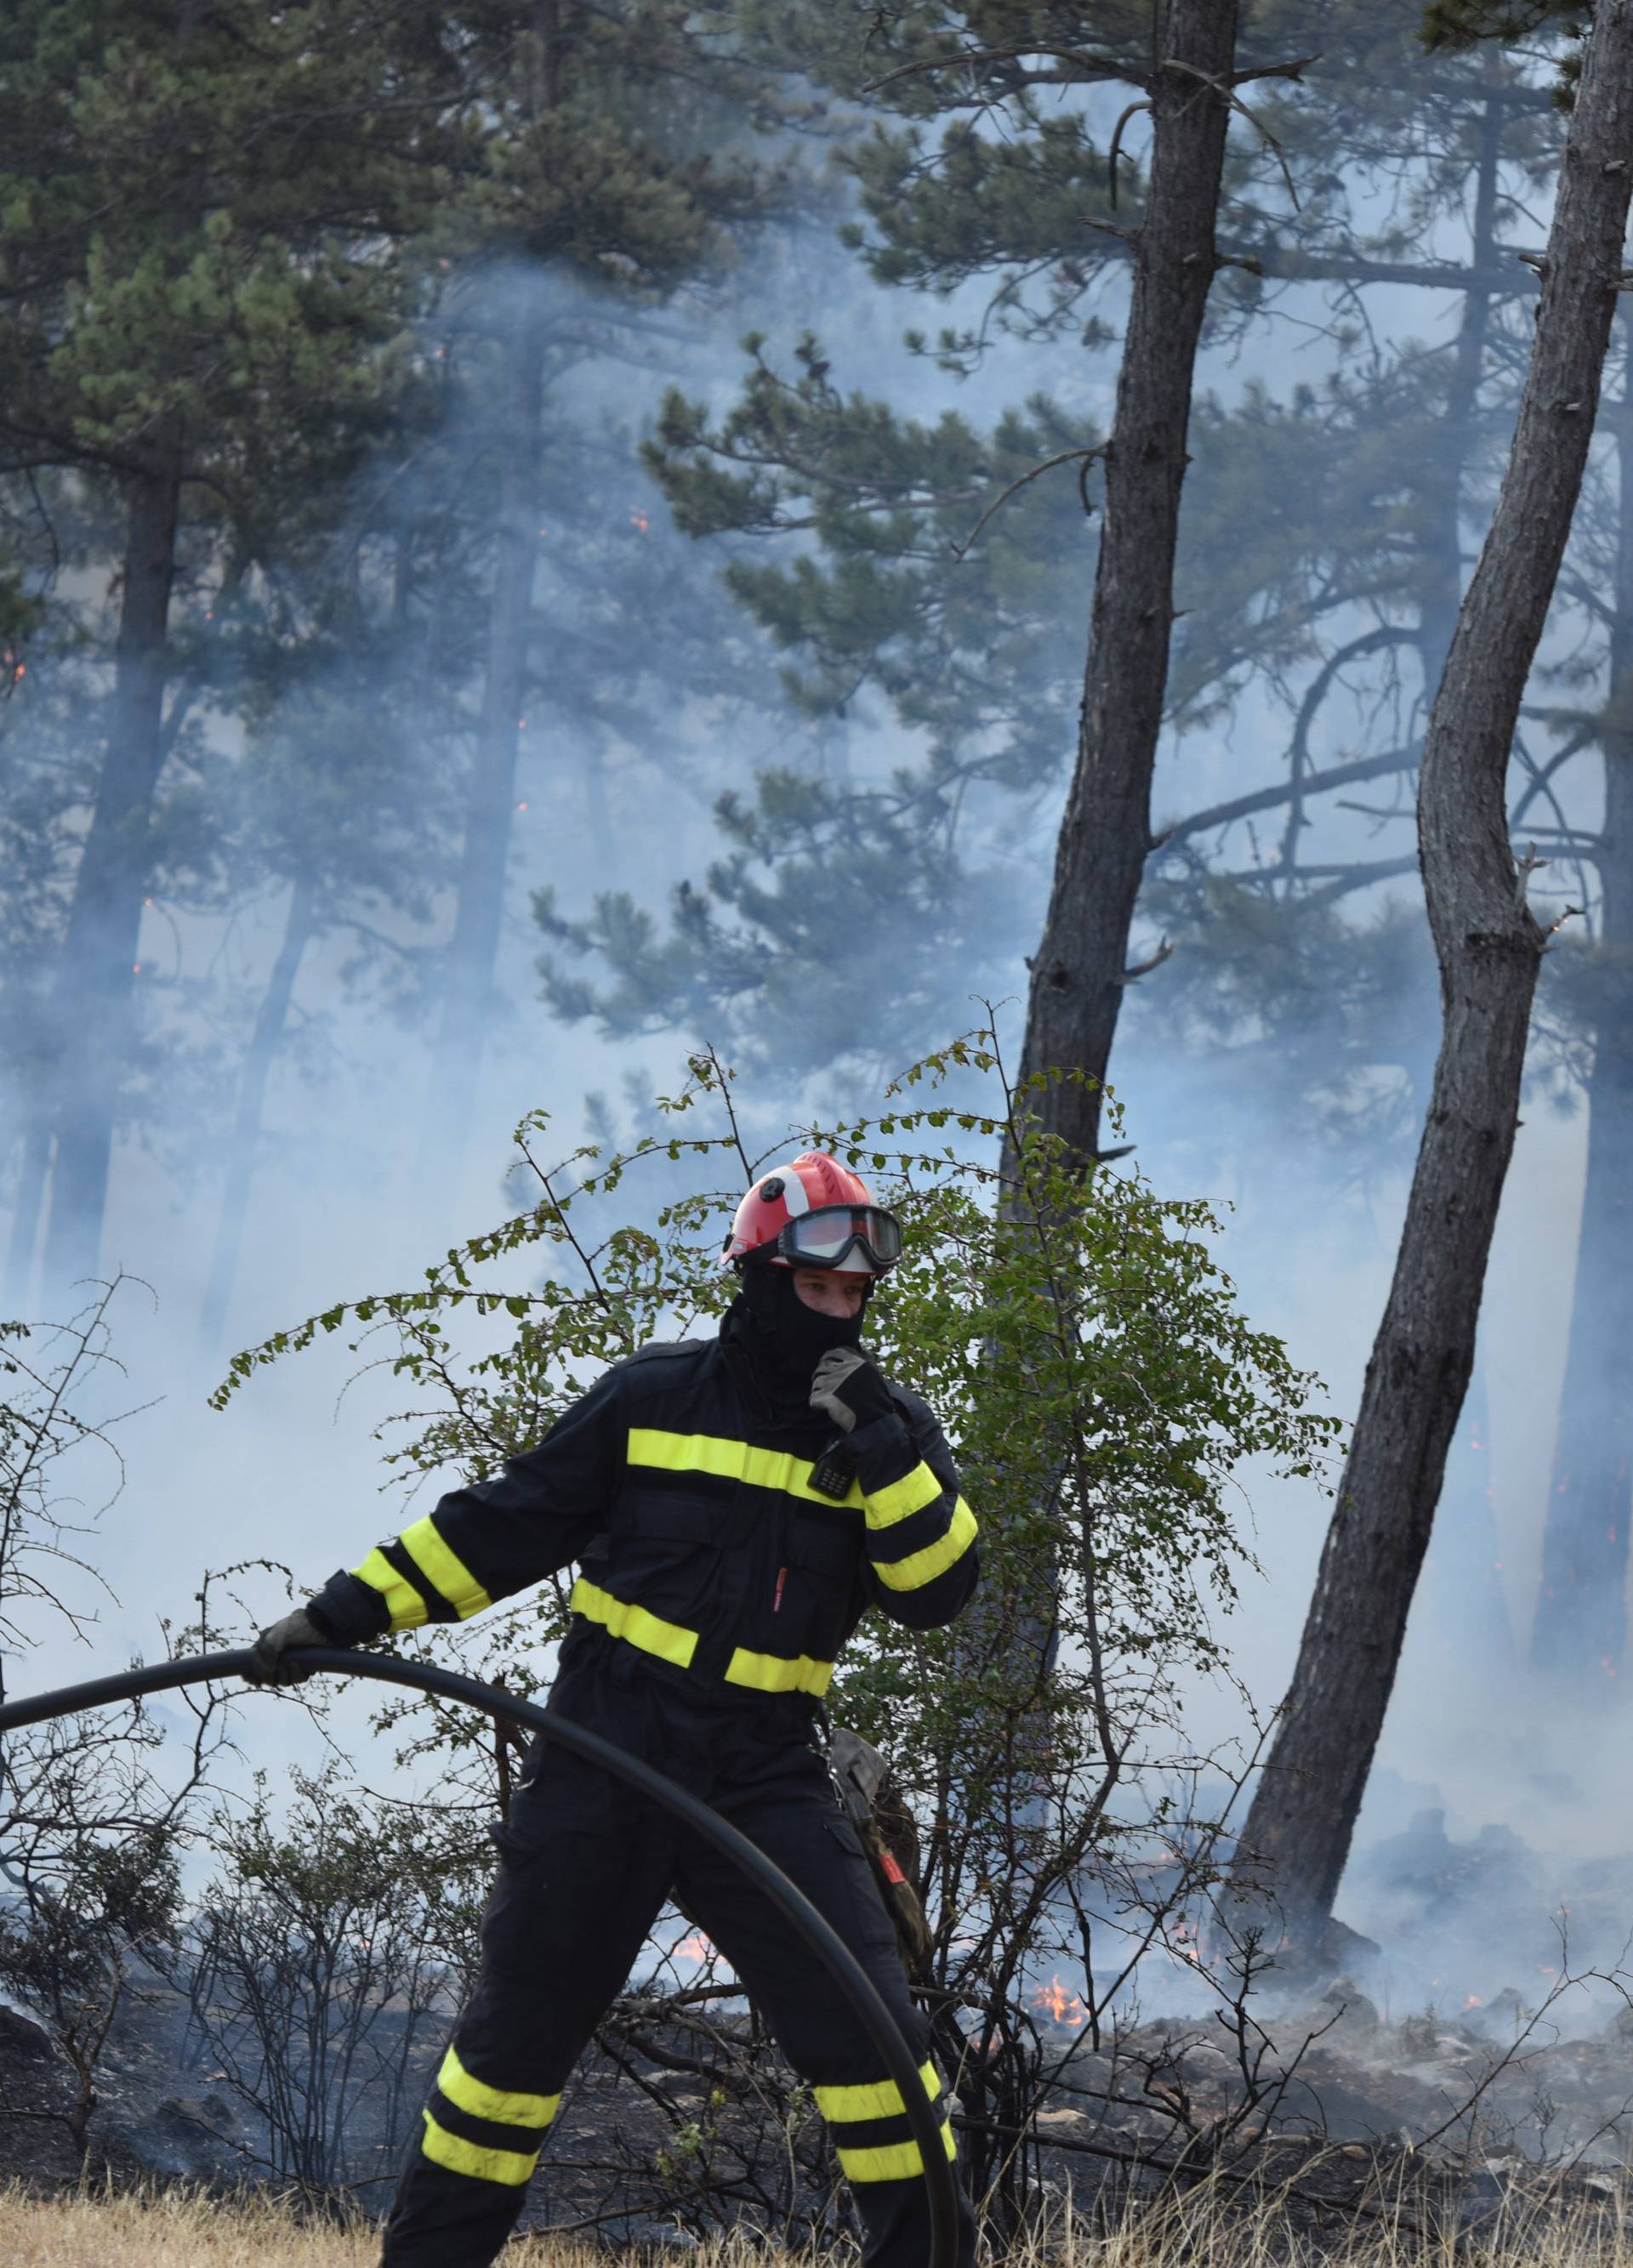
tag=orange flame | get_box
[1032,1975,1086,2028]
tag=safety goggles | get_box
[776,1204,902,1273]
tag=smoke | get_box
[0,16,1622,2055]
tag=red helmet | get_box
[725,1152,903,1275]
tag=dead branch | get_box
[1231,54,1321,88]
[1109,100,1154,208]
[950,446,1106,560]
[1151,744,1421,853]
[1118,937,1174,983]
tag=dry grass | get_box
[5,2179,1633,2268]
[0,2186,379,2266]
[0,2186,822,2268]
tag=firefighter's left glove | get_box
[247,1607,335,1686]
[810,1348,895,1435]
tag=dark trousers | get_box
[381,1646,977,2268]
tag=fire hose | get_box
[0,1646,958,2268]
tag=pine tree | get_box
[0,1,458,1294]
[549,6,1563,1124]
[1232,0,1632,1956]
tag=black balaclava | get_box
[735,1255,872,1388]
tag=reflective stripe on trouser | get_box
[816,2058,959,2182]
[418,2045,560,2187]
[379,1650,976,2268]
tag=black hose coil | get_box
[0,1646,958,2267]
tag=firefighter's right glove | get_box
[810,1347,896,1435]
[247,1607,334,1686]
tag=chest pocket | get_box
[603,1481,735,1626]
[749,1508,860,1658]
[609,1489,724,1545]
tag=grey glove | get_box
[810,1347,896,1435]
[247,1607,332,1686]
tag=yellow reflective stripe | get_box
[872,1499,978,1593]
[571,1577,697,1668]
[864,1461,945,1529]
[725,1646,835,1697]
[815,2061,942,2125]
[421,2109,538,2186]
[627,1429,865,1509]
[400,1515,492,1622]
[438,2047,557,2131]
[353,1547,428,1634]
[837,2123,957,2183]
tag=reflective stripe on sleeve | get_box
[837,2123,958,2183]
[570,1576,698,1668]
[353,1547,428,1634]
[437,2047,558,2131]
[870,1499,978,1592]
[420,2109,539,2186]
[863,1461,945,1529]
[627,1430,864,1509]
[814,2061,942,2124]
[725,1645,834,1697]
[399,1515,492,1621]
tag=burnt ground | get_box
[5,1968,1633,2248]
[1014,1983,1633,2242]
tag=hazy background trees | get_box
[2,0,1631,2038]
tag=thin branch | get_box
[950,448,1105,560]
[1118,938,1174,983]
[1152,744,1421,854]
[1160,58,1300,213]
[862,46,1150,98]
[1108,100,1153,210]
[1230,54,1321,88]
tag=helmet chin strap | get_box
[738,1259,870,1378]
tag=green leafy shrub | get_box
[216,1029,1340,2210]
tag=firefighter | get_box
[250,1153,981,2268]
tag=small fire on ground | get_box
[1033,1975,1088,2028]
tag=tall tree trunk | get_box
[1233,0,1633,1956]
[1016,0,1238,1165]
[1532,381,1633,1679]
[1387,80,1512,1667]
[1414,68,1503,691]
[40,435,183,1293]
[423,2,558,1183]
[196,874,318,1354]
[422,310,543,1179]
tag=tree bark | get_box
[40,435,184,1293]
[1234,0,1633,1953]
[1532,387,1633,1680]
[196,874,318,1354]
[1016,0,1238,1164]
